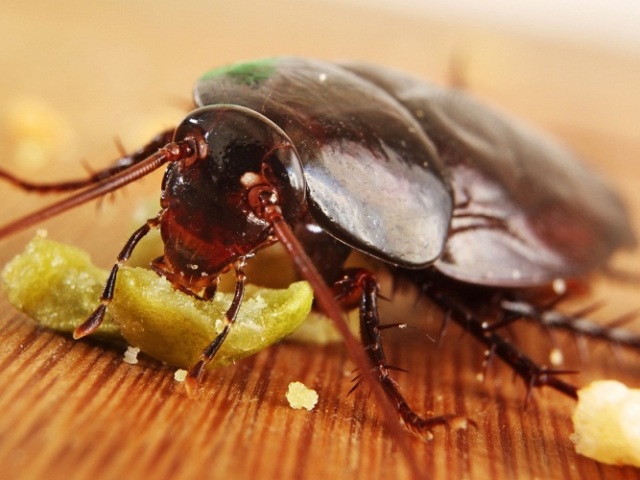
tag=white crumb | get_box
[286,381,319,411]
[552,278,567,295]
[123,346,141,365]
[549,347,564,366]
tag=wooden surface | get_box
[1,1,640,479]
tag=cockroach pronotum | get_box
[0,58,637,467]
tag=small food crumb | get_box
[286,381,319,411]
[552,278,567,295]
[174,369,188,382]
[549,347,564,366]
[123,346,141,365]
[571,380,640,467]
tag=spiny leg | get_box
[73,212,164,338]
[0,129,174,193]
[499,297,640,350]
[422,278,579,400]
[336,268,454,437]
[185,258,248,395]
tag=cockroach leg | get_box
[185,258,247,395]
[501,298,640,350]
[335,268,455,437]
[73,213,164,339]
[424,281,580,400]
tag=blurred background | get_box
[353,0,640,54]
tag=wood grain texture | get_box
[1,1,639,479]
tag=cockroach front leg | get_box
[73,212,164,338]
[334,268,453,437]
[185,258,248,395]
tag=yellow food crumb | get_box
[571,380,640,467]
[174,369,188,382]
[549,347,564,366]
[286,381,319,411]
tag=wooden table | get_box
[1,1,639,479]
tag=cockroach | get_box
[0,57,637,446]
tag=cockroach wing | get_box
[194,57,453,268]
[344,63,636,285]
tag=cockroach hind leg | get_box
[500,294,640,351]
[424,281,582,400]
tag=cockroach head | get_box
[171,105,305,221]
[158,105,307,273]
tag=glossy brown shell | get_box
[194,58,453,269]
[194,57,635,286]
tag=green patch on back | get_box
[200,59,276,86]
